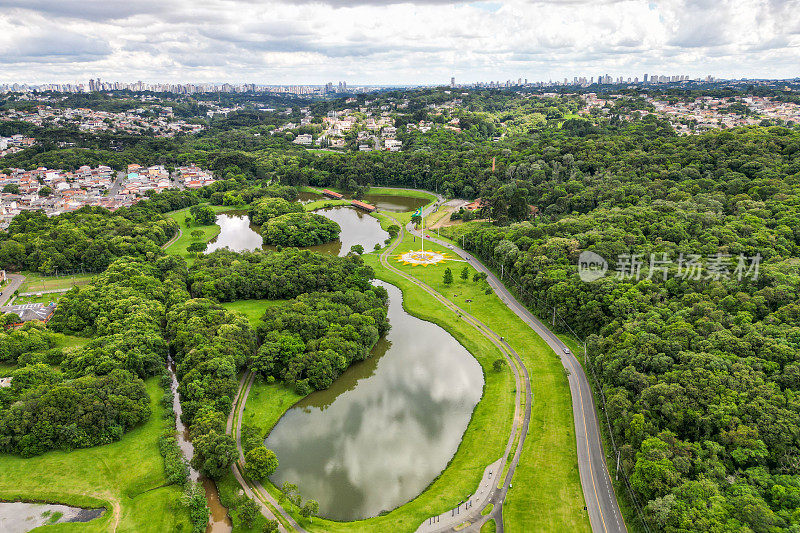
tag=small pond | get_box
[0,501,103,533]
[206,206,389,257]
[263,281,484,521]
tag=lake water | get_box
[206,206,389,256]
[361,193,429,213]
[0,501,103,532]
[263,281,484,521]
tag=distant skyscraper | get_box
[450,77,455,88]
[643,73,648,83]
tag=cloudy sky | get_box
[1,0,798,85]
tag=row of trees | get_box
[253,288,390,391]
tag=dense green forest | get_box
[452,126,800,532]
[254,288,389,391]
[259,212,340,246]
[248,196,304,225]
[5,246,385,473]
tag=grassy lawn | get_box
[163,204,234,264]
[13,293,65,305]
[303,199,350,211]
[19,272,95,294]
[369,234,590,533]
[242,380,303,433]
[0,378,192,532]
[481,518,496,532]
[241,251,514,532]
[221,299,290,326]
[52,332,91,350]
[424,204,453,228]
[363,187,437,201]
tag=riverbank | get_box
[0,378,192,532]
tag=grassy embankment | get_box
[0,378,192,532]
[363,186,436,200]
[373,231,591,533]
[237,242,514,531]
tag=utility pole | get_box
[615,450,621,481]
[552,306,556,326]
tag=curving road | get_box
[410,198,626,533]
[0,273,25,306]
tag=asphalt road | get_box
[412,198,626,533]
[0,273,25,306]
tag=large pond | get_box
[0,501,103,532]
[263,281,484,521]
[206,206,389,256]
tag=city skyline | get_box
[1,0,798,85]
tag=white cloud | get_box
[0,0,798,84]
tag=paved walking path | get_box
[18,287,72,297]
[415,459,501,533]
[379,202,531,533]
[411,198,626,533]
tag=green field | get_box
[242,380,304,433]
[52,332,91,350]
[221,299,289,326]
[163,204,234,263]
[240,249,514,532]
[18,272,95,294]
[0,378,192,532]
[12,293,64,305]
[367,233,590,533]
[363,187,437,201]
